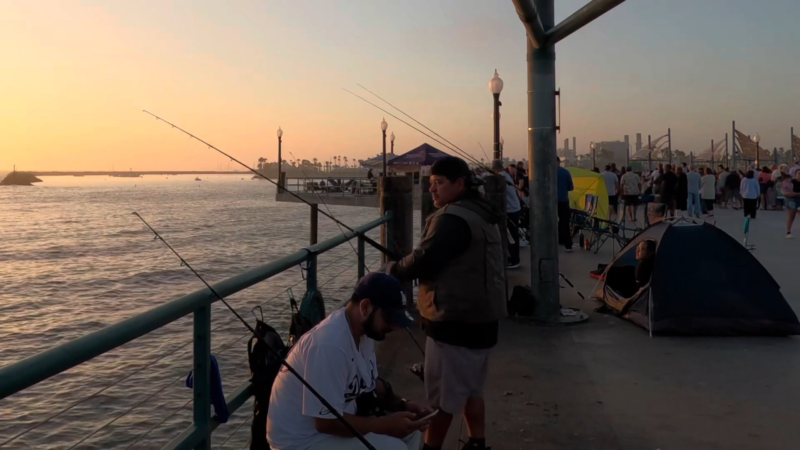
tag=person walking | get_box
[740,170,760,219]
[620,165,641,223]
[686,167,703,218]
[504,164,522,269]
[602,165,619,219]
[675,166,689,217]
[558,162,575,251]
[386,156,505,450]
[780,172,798,238]
[758,166,772,210]
[701,167,716,217]
[717,166,729,208]
[660,164,678,217]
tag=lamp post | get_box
[590,142,596,170]
[381,118,388,177]
[753,133,760,168]
[489,69,504,160]
[500,136,505,159]
[390,131,395,154]
[277,127,283,191]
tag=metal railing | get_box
[0,213,392,450]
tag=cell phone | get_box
[415,409,439,422]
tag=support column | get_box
[309,204,318,245]
[484,172,508,297]
[380,176,414,304]
[192,305,211,450]
[528,0,586,324]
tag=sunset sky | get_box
[1,0,799,171]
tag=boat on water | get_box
[112,172,141,178]
[195,177,202,181]
[74,174,85,177]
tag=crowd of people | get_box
[636,160,800,237]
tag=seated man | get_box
[267,273,434,450]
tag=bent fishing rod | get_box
[132,212,377,450]
[142,110,399,261]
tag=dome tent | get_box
[593,221,800,336]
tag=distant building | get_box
[593,140,630,166]
[558,137,577,164]
[635,133,643,152]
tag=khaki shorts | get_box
[424,337,491,415]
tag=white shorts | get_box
[424,337,491,415]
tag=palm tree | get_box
[257,157,265,170]
[313,158,318,171]
[343,156,349,168]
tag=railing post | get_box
[358,235,366,280]
[310,204,318,245]
[306,253,317,294]
[380,175,413,304]
[193,305,211,450]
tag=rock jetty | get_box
[0,172,43,186]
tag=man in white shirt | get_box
[686,167,703,218]
[267,273,432,450]
[601,165,619,218]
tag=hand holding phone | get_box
[414,409,439,423]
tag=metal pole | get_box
[193,306,211,450]
[793,127,796,162]
[310,204,318,245]
[528,0,560,322]
[756,142,759,168]
[725,133,729,167]
[711,139,715,168]
[648,135,652,171]
[382,130,387,177]
[591,147,595,169]
[391,140,394,155]
[493,93,501,160]
[732,120,737,171]
[668,128,672,164]
[278,136,282,192]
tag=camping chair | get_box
[585,214,638,255]
[570,194,597,237]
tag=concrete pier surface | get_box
[377,208,800,450]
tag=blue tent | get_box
[388,143,450,167]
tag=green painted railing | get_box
[0,213,392,449]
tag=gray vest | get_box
[417,203,507,323]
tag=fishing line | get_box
[341,89,491,173]
[132,212,377,450]
[356,83,489,170]
[142,110,398,261]
[477,141,491,164]
[287,151,369,275]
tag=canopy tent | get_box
[593,222,800,336]
[387,143,450,172]
[694,139,727,163]
[360,153,401,170]
[630,134,670,161]
[567,167,609,220]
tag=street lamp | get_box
[381,118,388,177]
[752,133,760,168]
[277,127,283,191]
[489,69,504,160]
[390,131,395,154]
[500,136,505,159]
[590,142,596,170]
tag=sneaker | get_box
[787,233,794,239]
[507,262,521,269]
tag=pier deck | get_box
[377,208,800,450]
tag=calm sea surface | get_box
[0,174,388,449]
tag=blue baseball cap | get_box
[354,273,415,328]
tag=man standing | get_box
[602,164,619,219]
[660,164,678,217]
[387,156,505,450]
[267,273,432,450]
[620,165,642,222]
[790,160,800,178]
[557,161,575,251]
[686,167,703,218]
[504,164,522,269]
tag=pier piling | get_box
[380,175,414,303]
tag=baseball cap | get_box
[354,273,415,328]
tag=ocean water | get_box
[0,174,387,449]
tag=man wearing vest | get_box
[386,156,506,450]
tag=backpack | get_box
[248,308,287,450]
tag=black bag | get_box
[288,296,316,347]
[508,285,535,317]
[248,309,288,450]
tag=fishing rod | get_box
[131,212,377,450]
[142,110,399,261]
[287,150,368,274]
[477,141,491,164]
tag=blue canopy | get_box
[387,143,450,167]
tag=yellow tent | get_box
[567,167,609,220]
